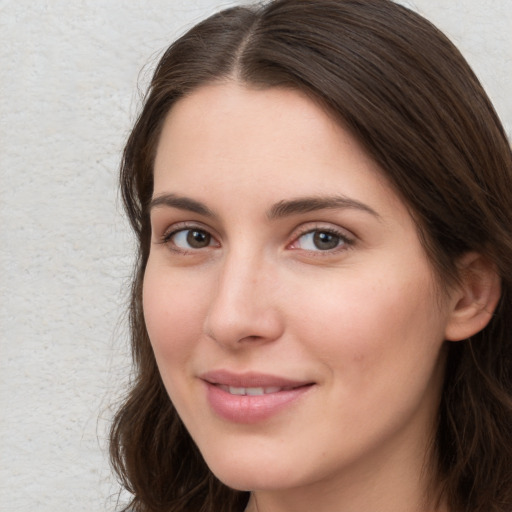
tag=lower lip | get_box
[204,382,313,424]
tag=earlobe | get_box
[444,252,501,342]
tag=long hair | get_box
[110,1,512,511]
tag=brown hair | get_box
[110,1,512,511]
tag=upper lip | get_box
[199,369,313,389]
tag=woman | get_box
[110,1,512,511]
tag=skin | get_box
[143,82,459,512]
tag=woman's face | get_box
[144,83,455,499]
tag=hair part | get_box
[111,1,512,511]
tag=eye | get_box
[164,227,219,251]
[291,228,352,252]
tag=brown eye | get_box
[168,228,215,250]
[294,229,347,251]
[186,229,211,248]
[312,231,340,250]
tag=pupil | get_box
[313,231,339,250]
[187,230,210,248]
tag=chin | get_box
[203,452,302,492]
[214,470,291,493]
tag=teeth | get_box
[262,386,281,393]
[229,386,246,395]
[225,386,283,395]
[245,387,264,396]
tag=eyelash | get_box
[288,225,355,254]
[159,223,355,255]
[160,222,218,254]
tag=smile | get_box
[200,370,314,423]
[218,385,292,395]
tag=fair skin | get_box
[143,82,497,512]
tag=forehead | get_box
[155,83,386,188]
[156,82,345,165]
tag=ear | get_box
[444,252,501,342]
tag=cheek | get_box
[288,266,445,385]
[286,268,448,448]
[142,262,208,367]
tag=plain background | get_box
[0,1,510,510]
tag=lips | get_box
[199,370,314,423]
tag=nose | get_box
[203,251,284,349]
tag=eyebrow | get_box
[267,195,380,220]
[149,193,380,220]
[149,193,215,217]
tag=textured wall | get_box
[0,1,510,510]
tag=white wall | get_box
[0,1,510,510]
